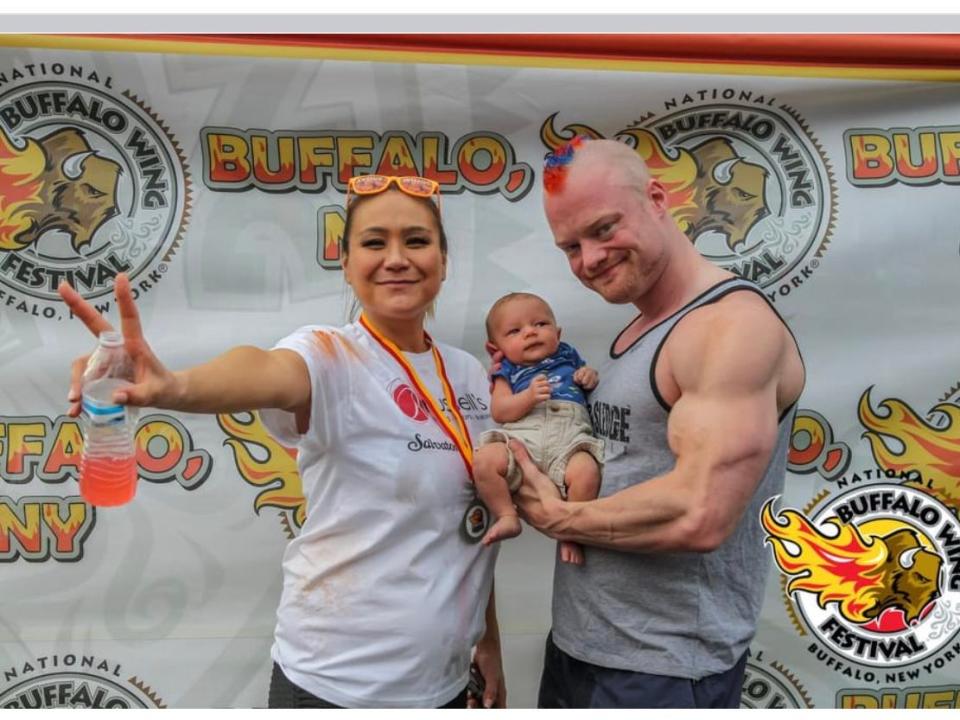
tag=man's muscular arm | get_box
[514,299,797,553]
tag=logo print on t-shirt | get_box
[390,380,430,423]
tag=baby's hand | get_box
[574,366,599,391]
[528,374,552,403]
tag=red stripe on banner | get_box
[89,33,960,69]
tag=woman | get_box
[59,175,505,709]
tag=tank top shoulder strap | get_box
[646,277,804,418]
[611,277,751,359]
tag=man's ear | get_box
[647,178,669,215]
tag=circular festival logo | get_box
[763,485,960,680]
[0,654,165,708]
[0,70,189,320]
[541,90,836,300]
[740,652,813,709]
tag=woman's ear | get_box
[441,254,447,282]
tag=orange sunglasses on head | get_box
[346,174,442,213]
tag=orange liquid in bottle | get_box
[79,455,138,506]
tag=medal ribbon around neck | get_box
[359,313,474,479]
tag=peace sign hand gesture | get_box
[58,273,182,417]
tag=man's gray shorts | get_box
[537,632,748,709]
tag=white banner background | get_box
[1,42,959,708]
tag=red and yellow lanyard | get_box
[360,313,474,479]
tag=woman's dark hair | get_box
[340,189,448,258]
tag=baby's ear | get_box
[484,340,499,358]
[557,326,563,341]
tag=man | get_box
[512,137,805,708]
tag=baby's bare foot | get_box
[481,514,522,545]
[559,541,584,565]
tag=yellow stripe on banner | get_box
[2,33,960,82]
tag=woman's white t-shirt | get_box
[259,321,496,708]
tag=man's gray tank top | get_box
[551,277,800,680]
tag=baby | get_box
[473,292,604,564]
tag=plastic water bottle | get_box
[79,331,138,506]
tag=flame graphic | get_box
[761,499,888,622]
[539,113,604,152]
[0,128,45,250]
[860,388,960,511]
[217,411,305,529]
[617,128,699,232]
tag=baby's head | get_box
[486,292,561,366]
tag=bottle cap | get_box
[99,330,123,347]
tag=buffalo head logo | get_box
[684,138,770,253]
[762,500,943,626]
[865,528,942,624]
[0,126,122,253]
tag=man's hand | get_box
[510,439,566,536]
[485,342,505,392]
[573,366,599,390]
[523,293,803,554]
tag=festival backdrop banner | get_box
[1,34,959,709]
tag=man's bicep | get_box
[670,385,779,465]
[669,297,787,400]
[667,374,781,545]
[672,307,783,441]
